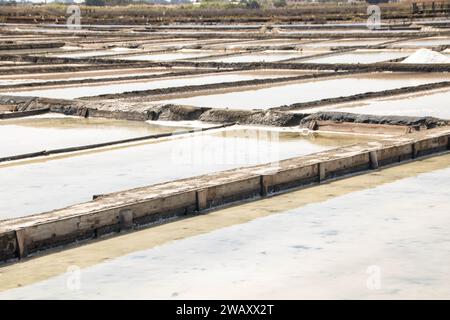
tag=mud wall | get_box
[2,95,448,129]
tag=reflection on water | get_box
[200,51,312,63]
[4,71,293,99]
[298,88,450,119]
[203,39,305,50]
[160,72,450,110]
[0,69,168,85]
[302,38,390,49]
[391,37,450,48]
[53,48,140,58]
[2,164,449,299]
[117,51,215,62]
[302,50,411,64]
[0,114,180,158]
[0,129,368,218]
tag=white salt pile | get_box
[402,48,450,64]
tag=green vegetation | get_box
[273,0,287,8]
[85,0,106,6]
[0,2,446,25]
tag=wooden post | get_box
[196,189,208,211]
[318,162,326,183]
[260,175,274,197]
[119,209,134,231]
[15,229,28,260]
[369,151,379,169]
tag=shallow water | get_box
[391,37,450,48]
[0,129,367,218]
[202,39,307,50]
[2,163,449,299]
[302,38,390,49]
[117,50,217,62]
[160,72,449,109]
[296,88,450,119]
[200,51,317,63]
[3,71,297,99]
[0,114,181,158]
[302,50,411,64]
[52,48,141,58]
[0,68,169,86]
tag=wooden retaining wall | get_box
[0,126,449,263]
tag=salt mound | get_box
[402,48,450,64]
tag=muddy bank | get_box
[100,60,450,73]
[0,108,49,120]
[172,61,450,73]
[199,108,305,126]
[0,95,39,112]
[3,95,447,129]
[0,63,169,76]
[0,42,65,51]
[199,109,449,129]
[299,112,449,129]
[35,98,210,122]
[7,54,450,74]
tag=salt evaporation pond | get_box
[52,47,141,58]
[199,50,316,63]
[202,39,307,50]
[160,72,449,110]
[116,50,218,62]
[391,37,450,48]
[295,88,450,119]
[0,68,170,86]
[0,129,368,219]
[302,49,411,64]
[2,70,298,99]
[302,38,390,49]
[0,114,182,159]
[2,158,449,299]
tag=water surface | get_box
[2,163,448,299]
[3,71,294,99]
[296,88,450,119]
[0,114,181,158]
[0,129,367,218]
[161,73,449,109]
[200,51,316,63]
[302,50,411,64]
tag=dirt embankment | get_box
[23,55,450,73]
[0,63,167,76]
[175,61,450,73]
[3,49,450,75]
[2,95,447,129]
[199,109,449,128]
[299,112,449,129]
[0,42,65,51]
